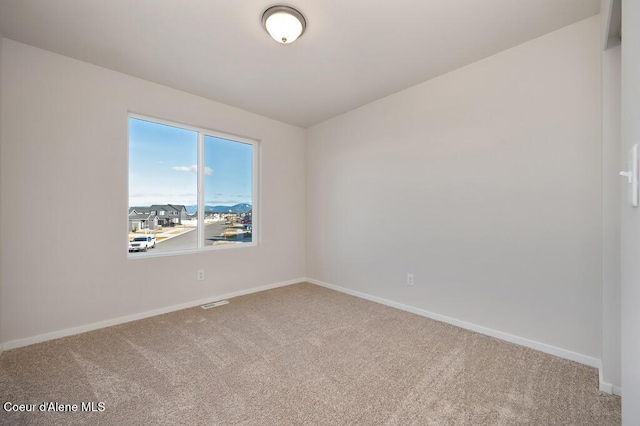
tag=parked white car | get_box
[129,236,156,252]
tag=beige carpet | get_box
[0,283,620,425]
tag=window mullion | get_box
[197,132,205,249]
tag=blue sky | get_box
[129,117,252,207]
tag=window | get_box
[128,115,257,256]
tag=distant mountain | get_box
[185,203,252,215]
[210,203,252,214]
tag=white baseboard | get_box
[599,369,623,396]
[2,278,306,351]
[306,278,603,369]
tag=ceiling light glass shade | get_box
[262,6,306,44]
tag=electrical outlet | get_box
[406,273,414,286]
[197,270,205,281]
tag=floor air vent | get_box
[201,300,229,309]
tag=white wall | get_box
[0,36,4,354]
[0,40,306,345]
[306,17,602,358]
[601,0,622,50]
[601,43,621,392]
[601,0,612,47]
[621,1,640,423]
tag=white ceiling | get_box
[0,0,600,128]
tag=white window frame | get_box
[127,113,260,258]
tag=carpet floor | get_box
[0,283,621,425]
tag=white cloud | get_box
[172,165,197,173]
[172,165,213,175]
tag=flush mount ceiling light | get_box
[261,5,306,44]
